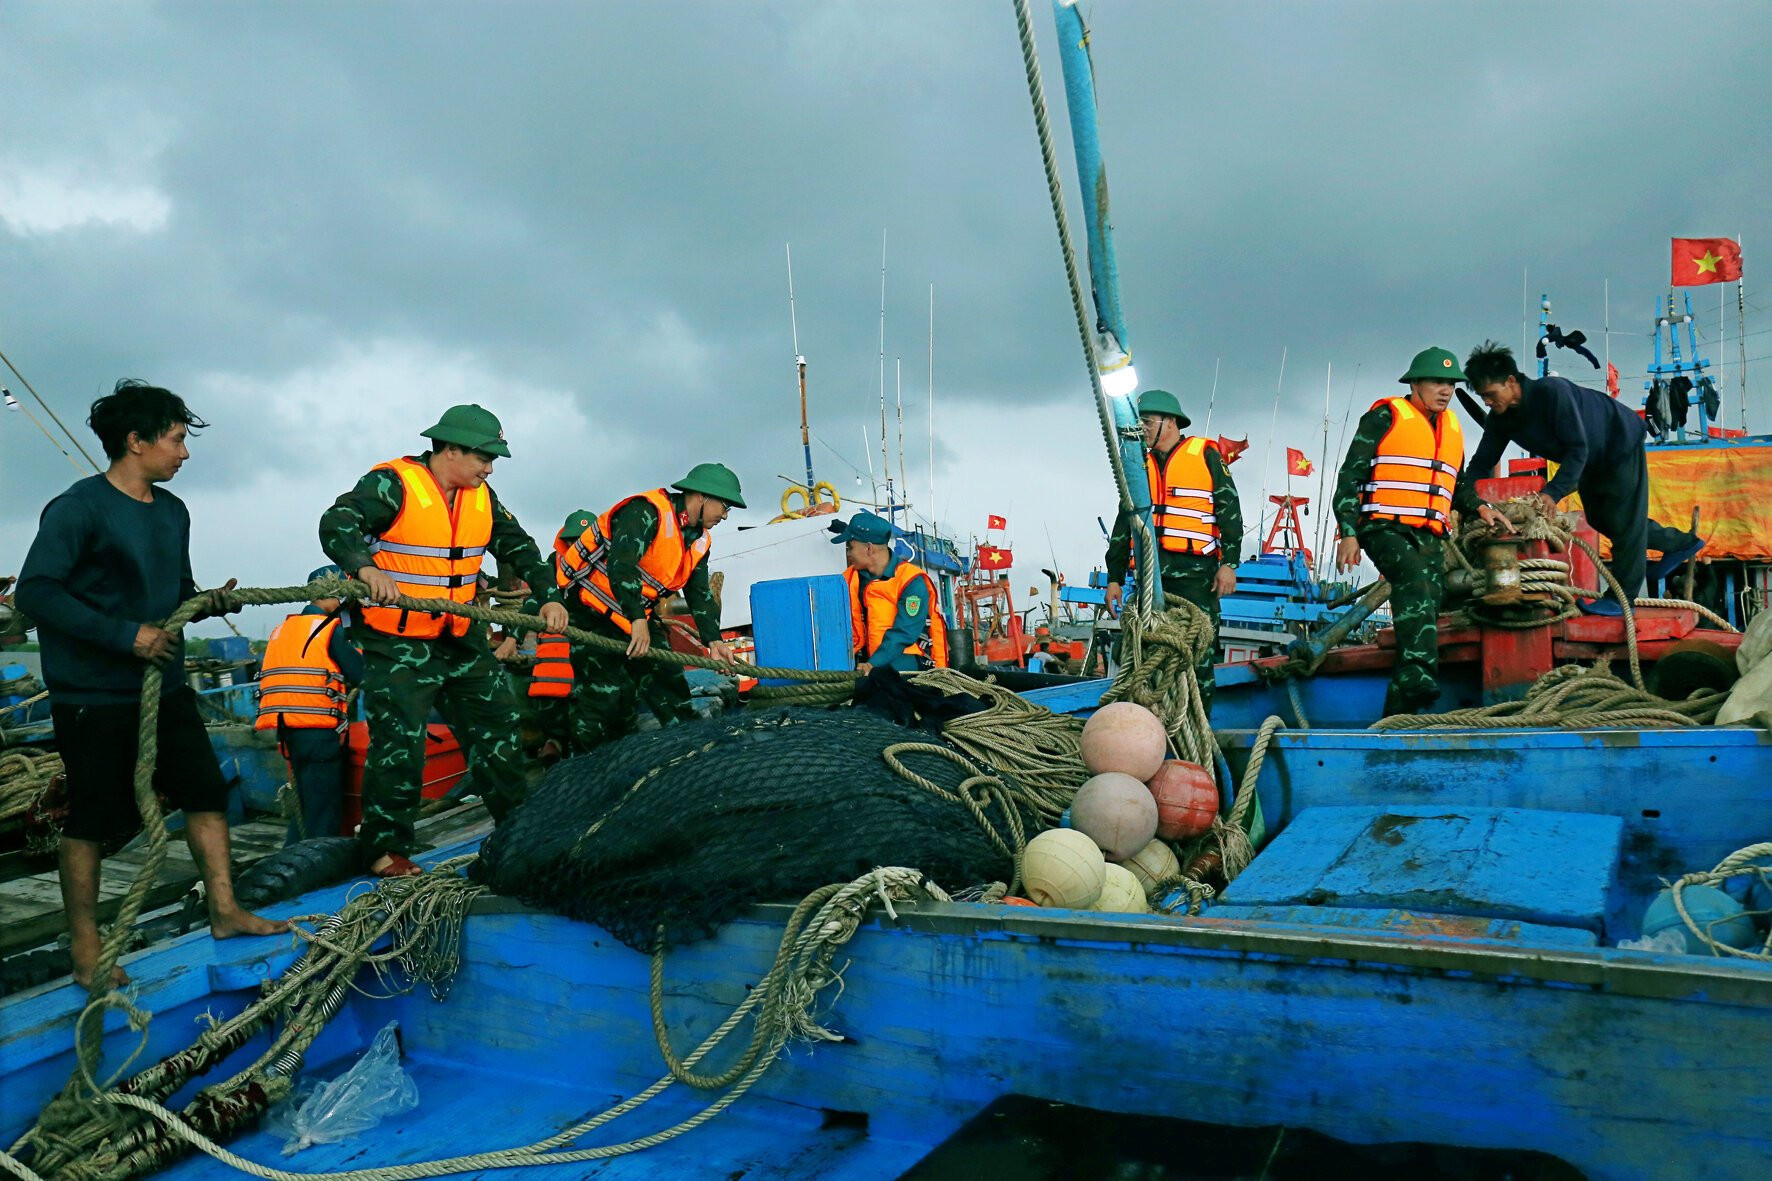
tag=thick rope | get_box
[39,868,935,1181]
[1668,843,1772,959]
[1372,661,1727,732]
[1099,594,1216,768]
[905,668,1086,819]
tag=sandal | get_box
[370,853,424,878]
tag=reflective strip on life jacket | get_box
[528,634,574,699]
[255,614,349,731]
[844,561,950,668]
[555,489,712,635]
[1361,397,1465,536]
[1146,438,1221,556]
[360,457,493,638]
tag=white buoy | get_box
[1093,863,1148,913]
[1022,829,1106,909]
[1079,702,1167,781]
[1071,771,1159,860]
[1121,839,1180,898]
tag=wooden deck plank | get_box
[0,808,489,957]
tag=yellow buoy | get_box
[1093,863,1148,914]
[1022,829,1106,909]
[1120,838,1179,898]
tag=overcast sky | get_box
[3,1,1767,637]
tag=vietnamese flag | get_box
[1217,435,1250,464]
[976,544,1013,571]
[986,514,1007,531]
[1606,361,1620,398]
[1286,447,1313,477]
[1672,237,1743,286]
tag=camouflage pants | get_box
[359,628,527,856]
[568,608,697,753]
[1360,522,1445,716]
[1163,565,1222,715]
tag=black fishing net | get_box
[473,706,1037,951]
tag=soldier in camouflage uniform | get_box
[319,404,567,876]
[558,464,741,752]
[1104,389,1243,712]
[1334,348,1508,717]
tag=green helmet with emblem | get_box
[422,404,511,457]
[672,462,746,509]
[1136,388,1191,429]
[1398,347,1465,384]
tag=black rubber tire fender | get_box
[233,836,363,910]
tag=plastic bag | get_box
[1615,928,1687,954]
[266,1021,419,1155]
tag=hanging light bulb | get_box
[2,388,20,412]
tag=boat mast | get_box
[877,230,893,518]
[928,283,937,540]
[785,244,815,491]
[1036,0,1156,616]
[895,357,908,525]
[1313,362,1333,579]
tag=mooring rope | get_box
[1668,843,1772,960]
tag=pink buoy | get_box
[1148,759,1218,840]
[1079,702,1167,781]
[1070,771,1159,860]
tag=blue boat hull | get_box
[6,698,1771,1179]
[6,841,1771,1181]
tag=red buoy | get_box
[1148,759,1218,840]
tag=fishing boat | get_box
[6,8,1770,1181]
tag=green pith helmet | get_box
[1398,347,1465,385]
[1136,388,1191,430]
[557,508,595,542]
[672,462,746,509]
[422,403,511,457]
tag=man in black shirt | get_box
[17,381,286,988]
[1459,343,1702,614]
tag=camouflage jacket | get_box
[317,453,560,616]
[1104,441,1244,585]
[604,492,721,642]
[1334,404,1484,537]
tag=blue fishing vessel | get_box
[4,663,1768,1180]
[5,7,1770,1181]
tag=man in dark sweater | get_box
[16,381,286,988]
[1459,342,1703,614]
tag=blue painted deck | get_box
[7,831,1772,1181]
[1222,805,1624,935]
[6,675,1772,1180]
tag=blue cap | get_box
[828,511,894,545]
[308,564,344,583]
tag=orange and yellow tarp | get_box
[1561,443,1772,561]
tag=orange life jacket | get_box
[1360,397,1465,535]
[555,488,711,635]
[1145,438,1221,556]
[528,634,573,698]
[844,560,950,668]
[254,613,347,731]
[360,457,492,639]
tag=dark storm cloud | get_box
[3,1,1767,611]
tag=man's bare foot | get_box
[210,906,290,940]
[70,931,130,990]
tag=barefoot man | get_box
[17,381,287,987]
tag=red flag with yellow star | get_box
[975,544,1013,571]
[1217,435,1250,464]
[1286,447,1313,476]
[1672,237,1743,286]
